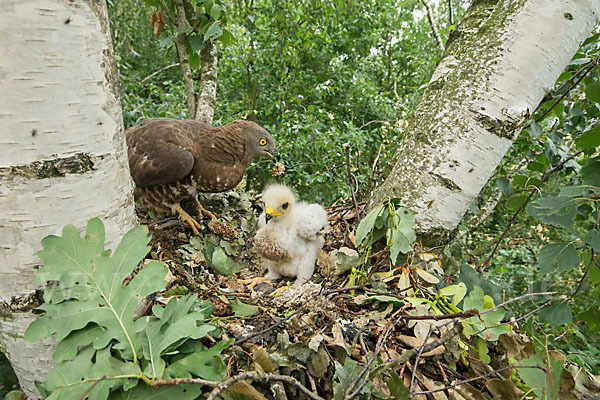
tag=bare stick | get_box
[413,365,547,396]
[410,324,434,394]
[345,145,361,222]
[206,372,324,400]
[140,63,180,84]
[371,143,384,175]
[154,377,218,387]
[535,60,597,123]
[235,307,305,346]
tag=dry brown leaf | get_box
[223,382,268,400]
[418,373,448,400]
[271,162,285,176]
[486,378,523,400]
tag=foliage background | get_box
[106,0,600,377]
[109,0,460,204]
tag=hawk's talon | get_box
[239,277,273,290]
[176,205,201,235]
[270,285,291,298]
[193,197,217,220]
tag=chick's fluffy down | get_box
[254,185,329,287]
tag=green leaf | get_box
[142,296,218,379]
[206,246,238,276]
[518,349,564,400]
[333,358,370,400]
[355,204,384,248]
[476,336,490,363]
[537,242,580,274]
[581,157,600,187]
[165,339,232,381]
[53,324,105,361]
[462,286,508,341]
[220,28,236,45]
[188,34,203,53]
[363,295,404,307]
[527,193,577,229]
[387,370,411,399]
[506,194,527,211]
[585,81,600,103]
[584,229,600,251]
[204,21,223,41]
[112,382,204,400]
[388,207,416,264]
[439,282,467,305]
[529,121,542,138]
[578,307,600,332]
[158,34,175,47]
[575,126,600,150]
[496,176,512,196]
[210,3,221,20]
[518,351,547,399]
[26,221,167,353]
[538,299,572,326]
[230,299,259,317]
[40,347,139,400]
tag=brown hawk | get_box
[126,118,279,234]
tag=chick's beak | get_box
[265,206,283,224]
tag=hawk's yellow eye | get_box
[259,138,267,146]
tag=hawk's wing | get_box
[126,119,195,187]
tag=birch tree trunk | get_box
[195,41,219,123]
[370,0,600,245]
[0,1,137,397]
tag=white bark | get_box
[0,0,137,397]
[371,0,600,244]
[195,41,219,123]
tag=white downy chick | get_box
[254,184,329,287]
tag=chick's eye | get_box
[259,138,267,146]
[282,202,288,209]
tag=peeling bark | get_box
[370,0,600,245]
[0,1,137,397]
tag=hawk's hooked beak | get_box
[267,148,280,162]
[265,206,282,224]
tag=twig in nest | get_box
[412,364,547,396]
[410,324,435,394]
[235,307,305,346]
[344,144,361,222]
[206,372,324,400]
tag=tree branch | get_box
[206,372,324,400]
[170,0,196,117]
[421,0,444,52]
[478,151,582,270]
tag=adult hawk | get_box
[126,118,279,234]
